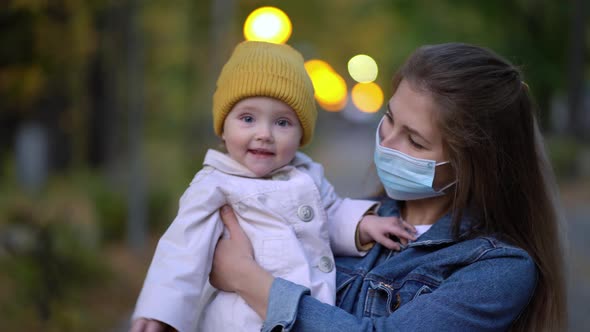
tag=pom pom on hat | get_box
[212,41,317,146]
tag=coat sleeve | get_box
[306,159,377,256]
[262,247,538,332]
[131,168,226,332]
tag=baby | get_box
[131,41,416,332]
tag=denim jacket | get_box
[262,198,538,332]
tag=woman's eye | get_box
[409,136,424,149]
[384,113,395,127]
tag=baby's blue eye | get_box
[277,119,290,127]
[242,116,254,123]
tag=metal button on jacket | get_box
[297,205,314,222]
[318,256,334,273]
[272,173,290,181]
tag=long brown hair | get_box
[392,43,567,331]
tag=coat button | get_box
[297,205,314,222]
[272,173,290,181]
[318,256,334,273]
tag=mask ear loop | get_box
[436,179,457,193]
[434,161,457,193]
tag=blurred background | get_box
[0,0,588,331]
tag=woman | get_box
[210,42,567,331]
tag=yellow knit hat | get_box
[213,41,317,146]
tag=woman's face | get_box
[380,79,454,190]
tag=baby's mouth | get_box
[248,149,275,156]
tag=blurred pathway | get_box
[306,113,381,199]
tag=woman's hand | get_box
[210,205,274,319]
[129,318,176,332]
[209,205,256,292]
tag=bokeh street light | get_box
[304,59,348,112]
[351,82,384,113]
[347,54,384,113]
[243,6,292,44]
[347,54,378,83]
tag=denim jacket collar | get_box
[378,198,472,248]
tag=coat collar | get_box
[203,149,310,178]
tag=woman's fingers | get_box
[130,318,147,332]
[376,233,402,251]
[219,205,240,237]
[218,205,252,254]
[145,321,166,332]
[385,221,417,242]
[395,228,417,241]
[398,236,409,246]
[129,319,170,332]
[211,205,257,292]
[400,219,417,234]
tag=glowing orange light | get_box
[351,82,384,113]
[304,59,347,112]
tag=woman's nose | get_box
[380,129,398,149]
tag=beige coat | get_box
[132,149,377,332]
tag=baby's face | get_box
[222,97,302,177]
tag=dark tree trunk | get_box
[567,0,588,140]
[126,0,147,253]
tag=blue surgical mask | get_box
[374,118,456,201]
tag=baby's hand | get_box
[358,215,417,251]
